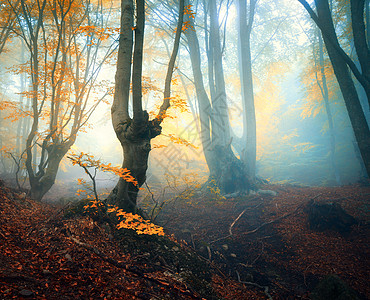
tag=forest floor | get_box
[0,179,369,299]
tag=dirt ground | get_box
[158,183,370,299]
[0,180,369,299]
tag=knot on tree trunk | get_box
[118,111,162,143]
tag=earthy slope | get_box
[0,180,261,299]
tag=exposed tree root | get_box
[211,194,322,244]
[236,270,273,300]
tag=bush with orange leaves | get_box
[68,151,164,236]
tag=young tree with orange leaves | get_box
[6,0,117,200]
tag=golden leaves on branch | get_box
[81,200,165,236]
[68,151,139,186]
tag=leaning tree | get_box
[298,0,370,177]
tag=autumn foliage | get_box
[67,151,165,237]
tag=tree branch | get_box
[156,0,185,123]
[297,0,369,91]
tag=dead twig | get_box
[241,194,322,237]
[207,245,212,261]
[210,209,247,244]
[229,209,247,235]
[236,270,273,300]
[211,194,322,244]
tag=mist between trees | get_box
[0,0,368,209]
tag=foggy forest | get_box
[0,0,369,299]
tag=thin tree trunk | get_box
[318,33,341,184]
[209,0,231,147]
[184,18,213,171]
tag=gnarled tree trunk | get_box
[29,143,71,200]
[108,0,184,211]
[108,114,160,212]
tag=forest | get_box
[0,0,369,299]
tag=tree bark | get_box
[108,113,159,212]
[237,0,257,182]
[317,33,341,184]
[315,0,370,177]
[184,1,252,193]
[29,144,71,200]
[350,0,370,108]
[209,0,231,148]
[108,0,184,211]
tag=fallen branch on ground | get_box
[229,209,247,236]
[236,270,273,300]
[210,209,247,244]
[211,194,322,244]
[241,194,321,237]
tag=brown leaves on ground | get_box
[0,181,210,299]
[161,183,369,299]
[0,180,369,299]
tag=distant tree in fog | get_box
[299,0,370,177]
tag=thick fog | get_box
[0,0,367,203]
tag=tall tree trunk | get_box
[184,2,251,193]
[184,18,213,171]
[237,0,257,182]
[350,0,370,107]
[15,41,26,161]
[315,0,370,177]
[209,0,231,148]
[299,0,370,177]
